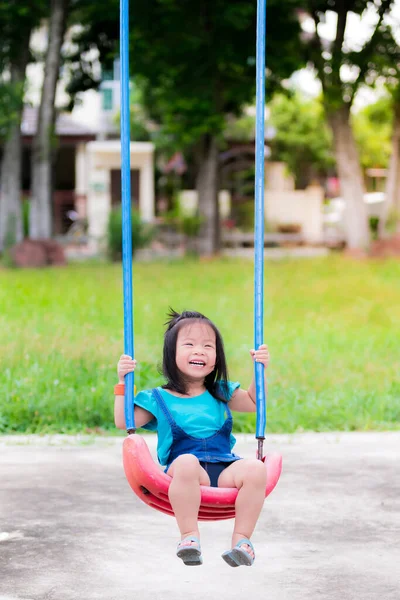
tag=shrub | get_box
[22,198,30,238]
[107,206,154,261]
[232,201,255,231]
[386,207,399,235]
[369,216,379,240]
[178,215,203,238]
[161,200,204,250]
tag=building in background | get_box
[20,107,96,235]
[0,27,156,248]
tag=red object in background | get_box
[326,177,340,198]
[222,218,236,230]
[123,435,282,521]
[163,152,187,175]
[10,239,66,267]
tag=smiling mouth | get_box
[189,360,206,367]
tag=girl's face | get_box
[175,321,217,382]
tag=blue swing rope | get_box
[254,0,268,458]
[120,0,268,439]
[120,0,135,433]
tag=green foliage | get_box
[352,96,392,169]
[0,1,46,63]
[224,114,256,143]
[163,200,204,239]
[269,93,334,186]
[129,110,151,142]
[130,0,304,150]
[369,216,379,240]
[107,206,154,261]
[0,257,400,434]
[383,206,400,235]
[20,198,30,238]
[65,0,304,151]
[65,0,305,254]
[233,201,255,232]
[0,82,24,141]
[178,215,203,238]
[113,79,152,141]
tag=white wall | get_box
[178,190,231,218]
[265,186,324,243]
[265,162,324,244]
[85,141,155,245]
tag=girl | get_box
[114,309,270,568]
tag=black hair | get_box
[162,309,230,401]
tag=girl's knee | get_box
[243,459,267,486]
[171,454,201,479]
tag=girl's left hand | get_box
[250,344,270,368]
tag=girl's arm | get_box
[228,344,270,412]
[114,395,153,430]
[114,353,154,429]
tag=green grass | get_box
[0,256,399,434]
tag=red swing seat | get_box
[123,434,282,521]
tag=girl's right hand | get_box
[117,354,137,383]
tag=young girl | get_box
[114,309,270,568]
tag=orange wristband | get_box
[114,383,136,395]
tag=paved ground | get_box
[0,432,399,600]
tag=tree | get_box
[0,71,28,252]
[0,83,21,142]
[269,92,334,187]
[352,95,392,172]
[363,24,400,236]
[132,1,306,254]
[382,88,400,235]
[29,0,70,240]
[301,0,396,250]
[0,3,45,252]
[65,0,305,254]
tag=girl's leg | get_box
[217,459,267,558]
[167,454,210,547]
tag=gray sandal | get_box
[221,538,255,567]
[176,536,203,566]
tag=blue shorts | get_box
[199,461,235,487]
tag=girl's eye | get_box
[205,345,214,348]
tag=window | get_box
[102,69,113,82]
[102,88,113,111]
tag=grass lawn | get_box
[0,255,399,434]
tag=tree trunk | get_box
[30,0,68,239]
[328,104,370,250]
[195,134,220,256]
[379,103,400,238]
[0,47,31,252]
[0,123,23,251]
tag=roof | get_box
[21,106,96,137]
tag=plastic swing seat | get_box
[123,434,282,521]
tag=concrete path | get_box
[0,432,399,600]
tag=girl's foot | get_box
[221,538,255,567]
[176,536,203,566]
